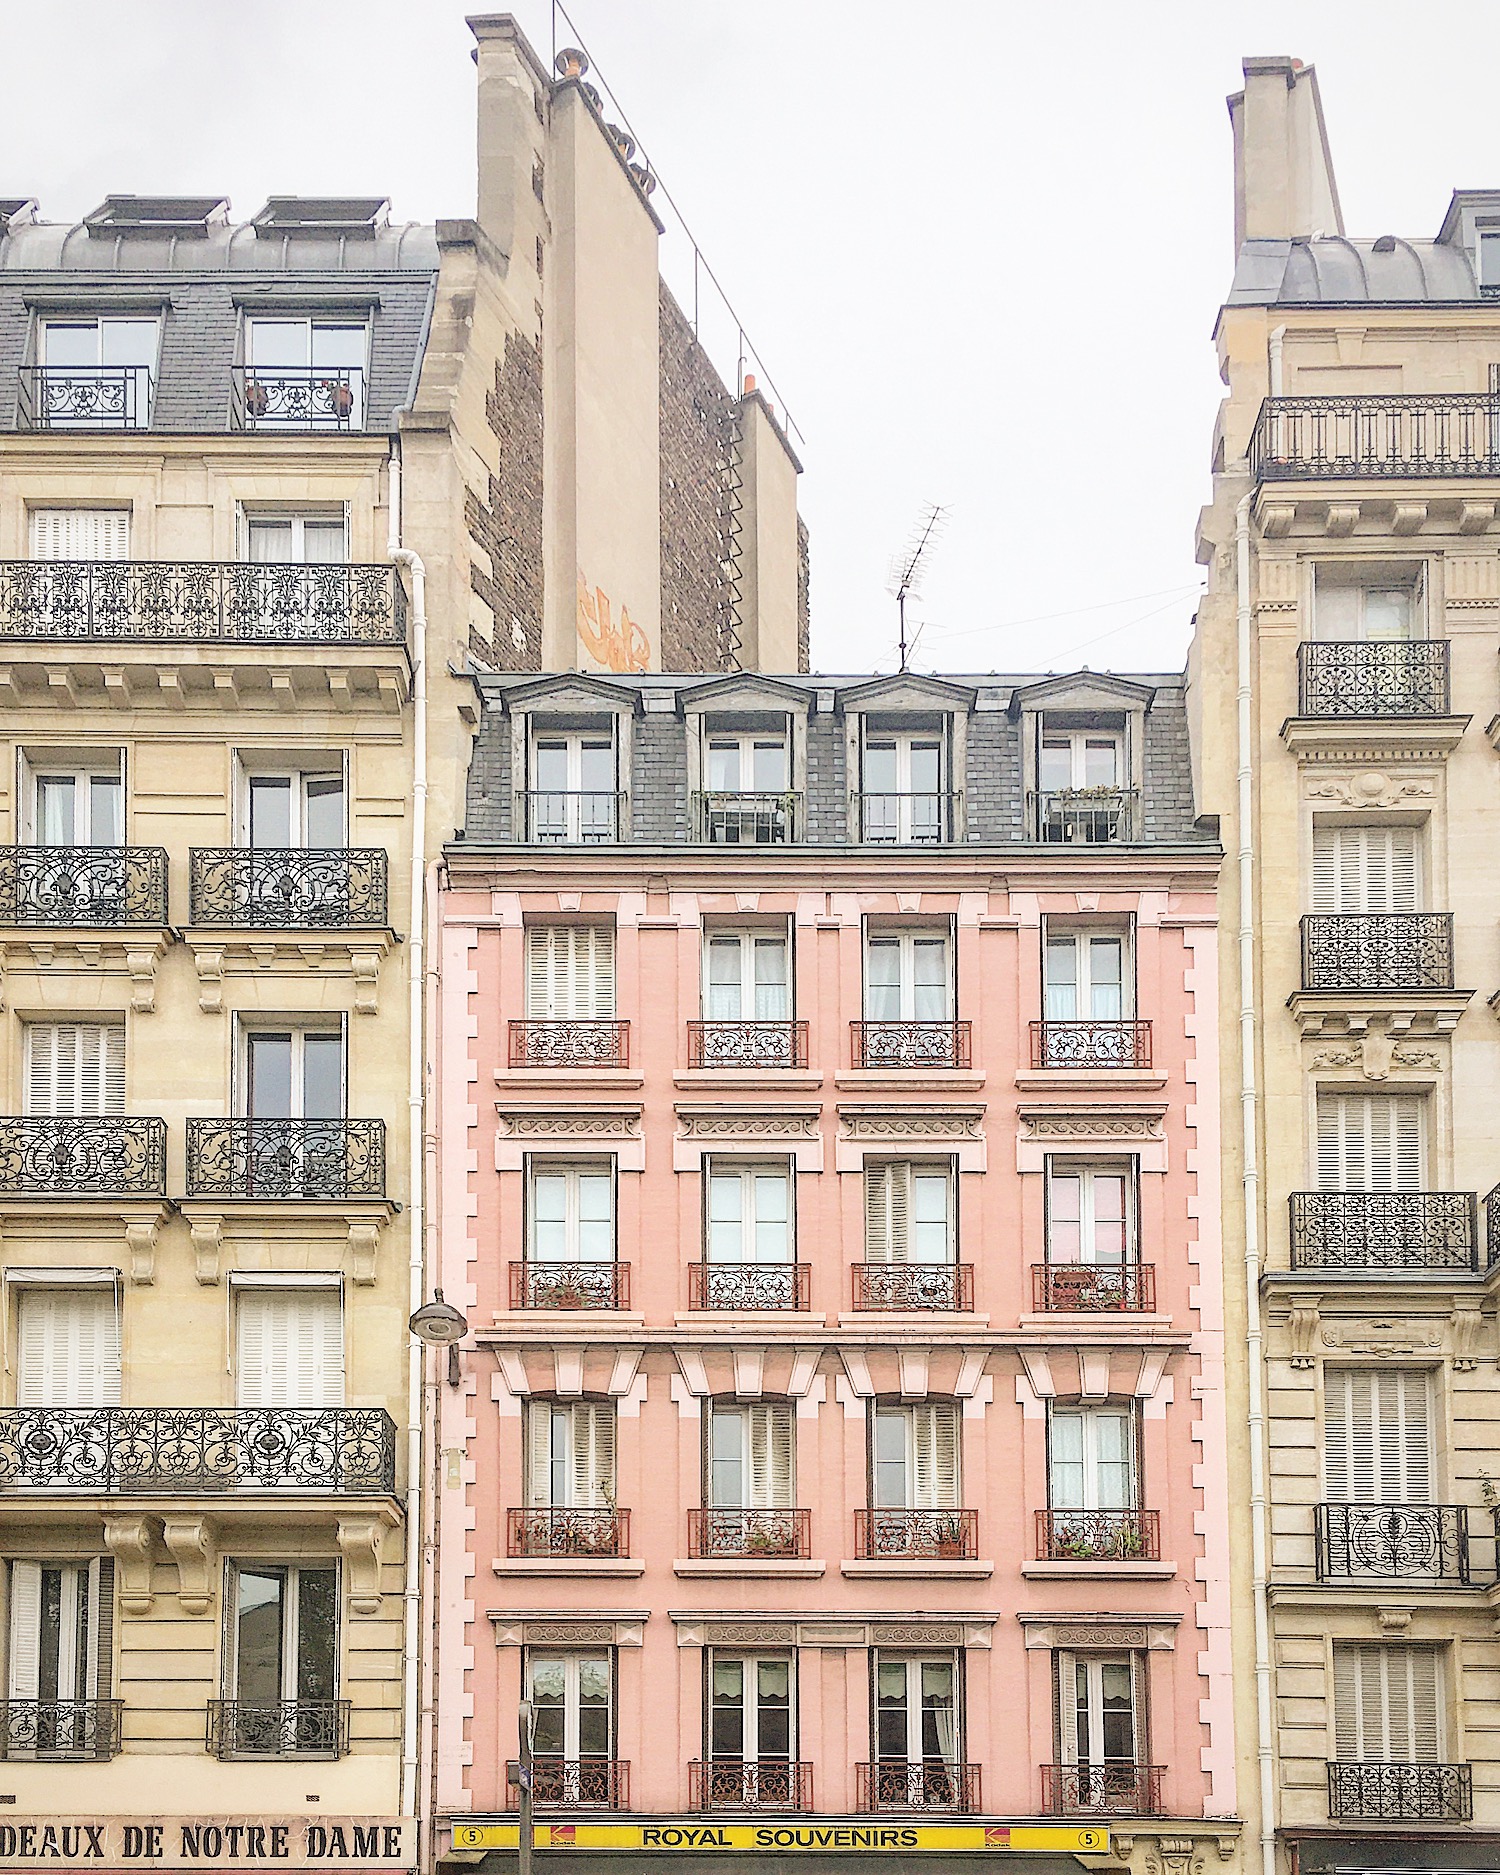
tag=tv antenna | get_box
[888,504,947,672]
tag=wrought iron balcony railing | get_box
[688,1263,810,1311]
[231,366,363,432]
[1289,1190,1477,1272]
[0,1698,123,1760]
[518,791,624,844]
[189,849,388,929]
[508,1507,629,1560]
[1041,1763,1164,1818]
[856,792,958,844]
[852,1263,974,1312]
[0,560,405,645]
[0,1406,397,1494]
[508,1020,629,1069]
[690,1760,813,1811]
[854,1507,978,1561]
[1326,1760,1473,1822]
[851,1019,971,1069]
[1301,913,1455,991]
[185,1118,385,1199]
[856,1762,980,1813]
[687,1507,811,1560]
[509,1261,629,1311]
[1036,1508,1161,1563]
[18,366,152,431]
[1297,640,1451,718]
[507,1758,629,1810]
[0,846,168,927]
[1251,393,1500,482]
[1032,1263,1156,1313]
[206,1699,351,1760]
[694,791,801,844]
[687,1020,809,1069]
[0,1116,166,1197]
[1031,1020,1152,1070]
[1031,788,1138,844]
[1488,1182,1500,1270]
[1315,1503,1469,1583]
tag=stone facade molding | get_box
[487,1612,647,1649]
[669,1612,997,1650]
[1017,1611,1182,1651]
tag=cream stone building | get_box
[1192,56,1500,1875]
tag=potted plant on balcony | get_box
[744,1522,793,1559]
[243,378,270,419]
[932,1514,969,1559]
[323,379,354,421]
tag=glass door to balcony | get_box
[527,1651,613,1792]
[707,1164,792,1266]
[704,734,791,842]
[31,765,121,848]
[709,1403,794,1509]
[244,1030,344,1120]
[36,319,157,429]
[7,1560,109,1755]
[1048,1406,1135,1513]
[1044,933,1125,1020]
[529,736,616,843]
[705,933,789,1022]
[865,933,951,1022]
[15,1288,121,1408]
[527,1401,616,1510]
[1046,1166,1129,1266]
[228,1564,338,1754]
[874,1655,959,1780]
[1314,579,1420,641]
[862,735,944,843]
[864,1161,952,1268]
[1062,1654,1140,1776]
[246,773,346,849]
[245,515,347,566]
[244,320,367,430]
[711,1654,792,1770]
[872,1403,959,1510]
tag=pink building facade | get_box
[431,670,1240,1875]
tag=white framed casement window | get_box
[235,1287,345,1409]
[1048,1404,1137,1511]
[1311,825,1421,913]
[23,754,123,847]
[524,924,616,1020]
[527,733,617,843]
[528,1161,615,1264]
[1333,1644,1443,1763]
[15,1287,121,1407]
[237,1022,345,1120]
[36,318,158,426]
[240,511,348,565]
[28,509,130,561]
[706,1161,792,1265]
[24,1022,124,1116]
[1313,569,1424,642]
[1044,929,1128,1020]
[707,1401,795,1509]
[1316,1093,1424,1192]
[703,930,790,1021]
[237,764,347,849]
[861,734,945,843]
[1057,1652,1143,1767]
[864,929,952,1021]
[1480,232,1500,291]
[1046,1163,1132,1264]
[706,733,789,794]
[873,1654,960,1766]
[871,1402,960,1509]
[526,1399,616,1509]
[527,1652,613,1761]
[7,1558,114,1750]
[244,318,369,427]
[864,1161,953,1266]
[225,1562,339,1744]
[1323,1369,1432,1505]
[708,1653,794,1766]
[1038,728,1122,792]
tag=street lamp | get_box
[408,1288,469,1386]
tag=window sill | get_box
[1013,1069,1168,1092]
[672,1070,825,1091]
[674,1311,831,1328]
[1020,1559,1178,1580]
[673,1558,826,1578]
[1015,1311,1174,1332]
[491,1556,644,1577]
[493,1069,645,1090]
[836,1311,990,1329]
[840,1558,993,1580]
[485,1313,646,1330]
[834,1071,986,1093]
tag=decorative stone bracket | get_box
[0,933,169,1016]
[162,1516,216,1615]
[187,933,393,1017]
[337,1513,393,1615]
[103,1513,156,1616]
[181,1203,392,1286]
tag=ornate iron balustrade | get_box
[18,366,152,430]
[1288,1190,1476,1271]
[509,1261,629,1311]
[1488,1182,1500,1270]
[1326,1760,1472,1822]
[690,1760,813,1811]
[852,1020,971,1069]
[1036,1508,1161,1563]
[853,1507,978,1561]
[1301,913,1455,990]
[1031,1020,1152,1071]
[1315,1503,1469,1582]
[185,1118,385,1199]
[231,366,363,432]
[686,1020,809,1070]
[856,1762,981,1813]
[518,791,623,844]
[694,791,801,844]
[1041,1763,1164,1818]
[506,1758,629,1810]
[1032,1263,1156,1313]
[0,846,168,927]
[0,1699,123,1760]
[1297,641,1451,718]
[852,1263,974,1312]
[206,1699,350,1760]
[0,1117,166,1197]
[688,1263,810,1311]
[508,1020,630,1069]
[0,560,405,645]
[1031,788,1138,844]
[687,1508,811,1560]
[856,793,957,844]
[0,1406,397,1494]
[1252,393,1500,482]
[189,849,388,929]
[508,1508,629,1559]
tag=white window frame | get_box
[235,1019,347,1120]
[525,1651,614,1761]
[526,1159,616,1265]
[870,1401,960,1510]
[237,507,350,565]
[1047,1403,1138,1511]
[1045,1161,1135,1266]
[235,754,349,849]
[1312,568,1425,642]
[702,928,791,1022]
[863,928,954,1021]
[1043,927,1130,1020]
[707,1651,795,1766]
[872,1652,961,1767]
[224,1560,340,1704]
[705,1160,793,1266]
[1038,727,1123,789]
[861,733,946,843]
[526,1399,617,1509]
[863,1160,954,1266]
[706,1400,796,1509]
[21,751,124,846]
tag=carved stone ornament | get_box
[498,1110,641,1138]
[1049,1624,1148,1648]
[871,1625,963,1646]
[1321,1319,1444,1356]
[706,1623,797,1645]
[525,1622,617,1644]
[840,1111,982,1141]
[1020,1110,1165,1141]
[1310,1026,1447,1082]
[677,1111,819,1140]
[1304,769,1436,809]
[1287,1297,1322,1371]
[1450,1304,1483,1372]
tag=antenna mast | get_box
[889,504,947,672]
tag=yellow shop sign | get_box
[448,1823,1109,1855]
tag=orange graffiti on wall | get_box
[577,570,651,673]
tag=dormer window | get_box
[859,731,949,844]
[1036,722,1131,843]
[236,318,368,431]
[1479,231,1500,294]
[525,731,618,844]
[23,318,158,430]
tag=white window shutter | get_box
[1326,1370,1431,1505]
[28,509,129,561]
[572,1401,615,1507]
[526,1402,554,1506]
[7,1563,41,1700]
[237,1290,343,1408]
[912,1403,959,1509]
[1057,1652,1080,1763]
[1408,1649,1441,1761]
[746,1403,794,1508]
[1332,1645,1361,1759]
[1313,827,1420,914]
[526,926,615,1020]
[91,1557,115,1702]
[24,1024,124,1117]
[1316,1095,1424,1192]
[16,1290,120,1408]
[865,1163,911,1263]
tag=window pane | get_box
[90,775,122,845]
[36,776,75,845]
[99,320,158,370]
[295,1569,338,1702]
[753,940,788,1019]
[248,1034,293,1118]
[1099,1662,1134,1760]
[911,1173,950,1264]
[249,321,310,369]
[301,521,347,566]
[711,1658,745,1757]
[876,1659,908,1759]
[577,741,614,792]
[711,1409,743,1506]
[576,1172,612,1262]
[708,743,741,790]
[866,940,902,1020]
[304,776,345,847]
[1092,1174,1128,1260]
[873,1410,908,1506]
[752,742,788,791]
[236,1570,285,1703]
[1364,589,1411,641]
[247,519,295,564]
[912,940,948,1019]
[1039,740,1072,791]
[907,741,941,793]
[1045,939,1078,1018]
[1049,1173,1082,1259]
[1088,939,1123,1018]
[1084,740,1118,787]
[753,1173,789,1262]
[532,1172,568,1260]
[310,325,367,371]
[43,324,99,367]
[249,776,293,848]
[864,742,898,793]
[1049,1413,1086,1509]
[302,1035,344,1119]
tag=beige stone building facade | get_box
[1192,56,1500,1875]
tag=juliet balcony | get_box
[1040,1763,1164,1818]
[506,1758,629,1810]
[230,366,363,433]
[1251,393,1500,484]
[517,791,623,844]
[0,1116,166,1198]
[507,1508,630,1560]
[508,1020,630,1070]
[206,1698,351,1761]
[1301,914,1455,992]
[1288,1191,1477,1273]
[1326,1760,1473,1823]
[851,1020,971,1070]
[1031,787,1138,844]
[855,792,959,845]
[1030,1019,1152,1071]
[694,790,801,844]
[0,1406,397,1495]
[1296,640,1451,718]
[687,1020,808,1070]
[851,1263,974,1312]
[1031,1263,1156,1313]
[690,1760,813,1811]
[0,1698,124,1762]
[185,1118,386,1200]
[1035,1508,1161,1564]
[686,1508,812,1561]
[687,1263,810,1311]
[856,1762,981,1813]
[0,847,168,927]
[189,850,389,930]
[508,1261,629,1311]
[853,1508,978,1561]
[18,366,153,431]
[1315,1503,1470,1584]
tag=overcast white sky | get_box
[7,0,1500,676]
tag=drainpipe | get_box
[1236,488,1276,1875]
[1268,325,1286,397]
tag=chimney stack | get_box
[1228,56,1343,252]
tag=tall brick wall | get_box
[797,517,811,673]
[658,284,739,674]
[466,329,545,671]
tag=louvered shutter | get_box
[237,1290,344,1408]
[526,1402,555,1506]
[866,1163,912,1264]
[912,1403,959,1509]
[1311,827,1420,913]
[28,510,129,561]
[526,926,615,1020]
[1335,1646,1441,1761]
[1316,1095,1423,1192]
[91,1558,114,1702]
[25,1023,124,1117]
[1324,1370,1431,1504]
[7,1564,41,1701]
[571,1401,615,1508]
[16,1290,120,1408]
[747,1403,794,1508]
